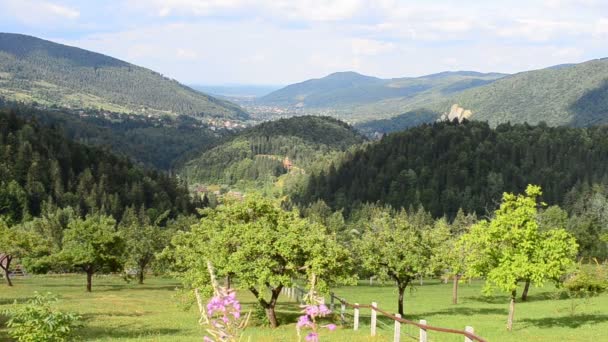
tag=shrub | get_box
[4,292,81,342]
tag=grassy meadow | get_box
[0,275,607,341]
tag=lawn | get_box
[0,275,606,341]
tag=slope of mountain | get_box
[0,33,247,119]
[180,116,366,188]
[298,120,608,218]
[0,99,225,170]
[443,58,608,127]
[258,71,506,121]
[0,109,194,224]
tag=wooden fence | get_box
[282,286,487,342]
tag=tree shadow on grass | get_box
[80,325,183,340]
[520,314,608,329]
[0,297,35,306]
[412,307,507,319]
[466,291,562,304]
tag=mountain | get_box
[0,33,247,119]
[179,116,365,189]
[298,120,608,219]
[440,58,608,127]
[357,58,608,134]
[258,71,506,121]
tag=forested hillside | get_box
[299,121,608,219]
[0,100,225,170]
[180,116,365,189]
[0,33,247,119]
[0,109,195,224]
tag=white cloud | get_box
[176,48,198,59]
[351,38,395,56]
[1,0,80,25]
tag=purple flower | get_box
[305,332,319,342]
[323,324,337,331]
[297,315,312,328]
[318,304,331,315]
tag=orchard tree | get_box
[357,207,450,316]
[119,208,170,284]
[0,218,44,286]
[169,196,353,328]
[439,209,477,304]
[463,185,578,331]
[59,214,124,292]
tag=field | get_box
[0,275,607,341]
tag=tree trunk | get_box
[521,280,530,301]
[397,283,406,316]
[225,275,231,289]
[1,256,12,287]
[138,270,144,285]
[86,268,93,292]
[251,285,283,328]
[452,274,460,305]
[507,290,516,331]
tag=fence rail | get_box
[329,291,487,342]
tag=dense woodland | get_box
[180,116,365,189]
[0,100,225,169]
[298,120,608,257]
[0,109,196,224]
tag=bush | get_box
[4,292,81,342]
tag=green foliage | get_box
[464,185,578,294]
[301,121,608,226]
[181,116,365,189]
[1,102,223,170]
[0,33,247,119]
[0,110,193,223]
[4,292,81,342]
[58,214,124,291]
[168,196,353,326]
[356,206,450,314]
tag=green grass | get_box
[0,275,606,341]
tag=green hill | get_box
[360,58,608,134]
[298,121,608,220]
[0,33,247,119]
[180,116,365,189]
[258,71,506,121]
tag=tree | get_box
[169,196,352,328]
[357,207,449,316]
[0,218,40,286]
[440,209,477,304]
[463,185,578,331]
[120,209,170,284]
[59,214,124,292]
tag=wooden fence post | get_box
[353,304,359,331]
[394,313,401,342]
[419,319,427,342]
[330,293,335,311]
[340,303,346,326]
[371,302,377,336]
[464,326,474,342]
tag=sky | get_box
[1,0,607,85]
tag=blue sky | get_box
[1,0,607,85]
